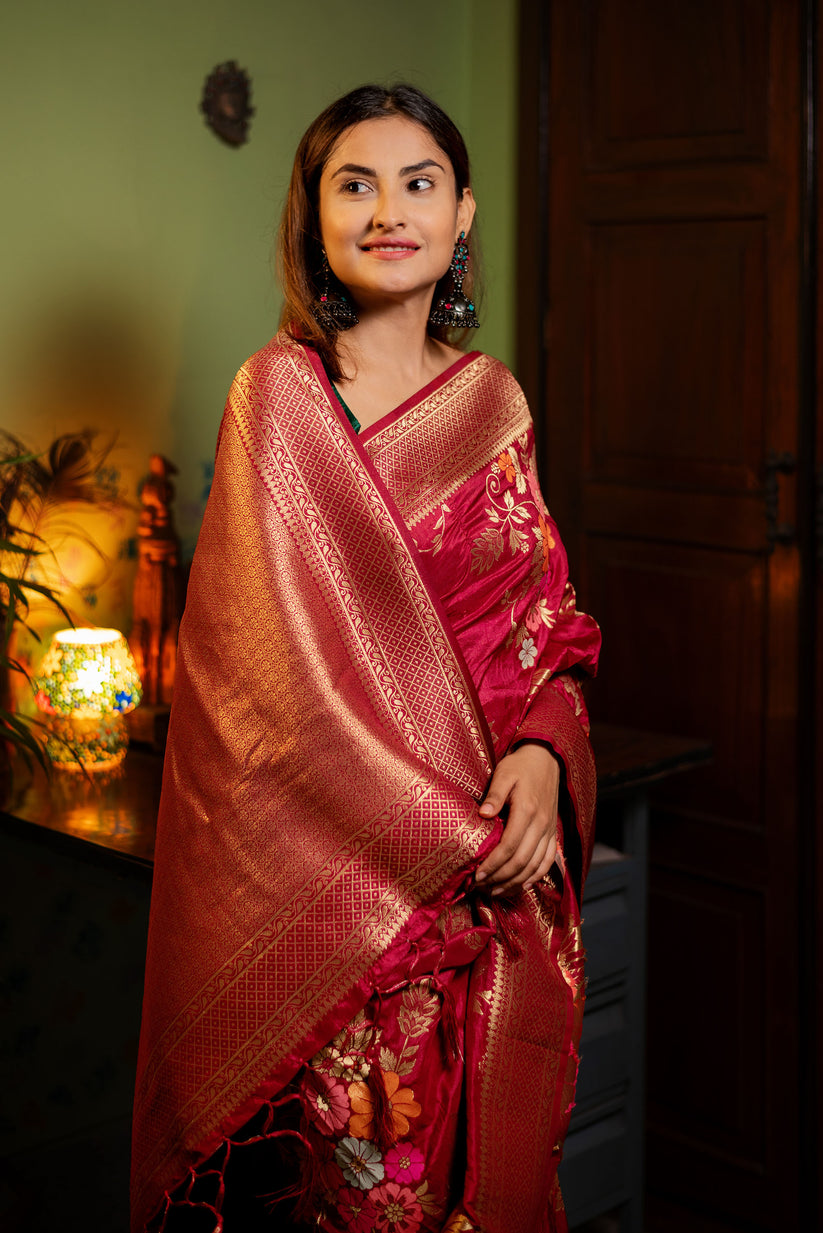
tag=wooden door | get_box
[518,2,816,1230]
[812,6,823,1219]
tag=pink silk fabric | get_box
[131,335,600,1233]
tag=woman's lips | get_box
[361,242,419,259]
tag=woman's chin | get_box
[348,283,437,316]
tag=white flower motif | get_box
[335,1136,385,1191]
[518,637,538,669]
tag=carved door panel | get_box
[519,2,814,1230]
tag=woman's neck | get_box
[332,311,461,430]
[338,300,435,378]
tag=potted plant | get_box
[0,430,122,793]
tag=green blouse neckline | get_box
[321,360,360,434]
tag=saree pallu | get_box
[131,335,601,1233]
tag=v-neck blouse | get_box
[317,348,482,442]
[321,359,361,434]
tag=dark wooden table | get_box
[0,745,160,878]
[593,723,712,799]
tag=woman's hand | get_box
[474,741,560,895]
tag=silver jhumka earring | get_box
[313,251,358,329]
[428,232,480,329]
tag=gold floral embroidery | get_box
[470,440,541,577]
[472,989,494,1016]
[420,501,451,556]
[435,900,473,939]
[467,439,567,672]
[311,1009,374,1081]
[555,673,588,728]
[380,980,441,1077]
[416,1179,444,1219]
[397,981,440,1038]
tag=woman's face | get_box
[318,115,475,312]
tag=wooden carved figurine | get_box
[130,455,184,707]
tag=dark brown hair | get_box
[277,83,481,379]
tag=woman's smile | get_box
[360,240,420,258]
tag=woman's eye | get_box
[408,177,434,192]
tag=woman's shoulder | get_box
[462,346,519,378]
[235,330,305,384]
[464,349,529,405]
[218,334,317,456]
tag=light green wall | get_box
[466,0,518,369]
[2,0,517,600]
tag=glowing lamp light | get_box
[35,628,143,771]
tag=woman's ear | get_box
[457,188,477,238]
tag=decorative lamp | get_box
[35,629,143,771]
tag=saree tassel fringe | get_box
[153,1122,314,1232]
[486,896,526,960]
[154,1162,226,1233]
[157,1198,224,1233]
[367,1059,400,1152]
[283,1135,324,1225]
[153,1147,230,1232]
[432,973,464,1064]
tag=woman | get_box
[132,84,600,1233]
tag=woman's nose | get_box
[373,187,405,229]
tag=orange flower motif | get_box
[496,452,516,483]
[348,1072,421,1141]
[538,513,555,572]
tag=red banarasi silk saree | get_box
[132,335,601,1233]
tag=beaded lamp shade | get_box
[35,629,143,770]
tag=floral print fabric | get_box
[289,898,495,1232]
[414,427,598,759]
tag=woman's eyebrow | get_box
[399,159,445,175]
[332,162,376,178]
[331,159,445,179]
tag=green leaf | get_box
[0,708,49,775]
[0,541,40,556]
[0,450,42,469]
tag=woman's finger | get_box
[476,819,530,882]
[490,821,558,894]
[476,785,536,881]
[476,743,560,885]
[478,765,516,819]
[475,769,523,881]
[484,794,547,884]
[523,834,558,890]
[494,830,552,894]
